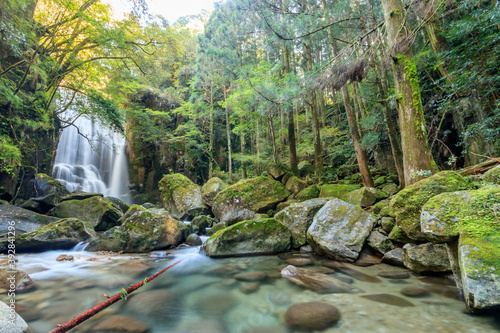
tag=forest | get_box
[0,0,498,200]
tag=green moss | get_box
[0,136,21,175]
[461,233,500,275]
[296,185,320,201]
[159,173,196,202]
[319,184,361,200]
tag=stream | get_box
[2,244,499,333]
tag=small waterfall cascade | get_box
[52,109,132,204]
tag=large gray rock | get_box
[158,173,208,219]
[346,187,387,207]
[0,204,59,238]
[21,173,70,213]
[458,232,500,312]
[0,301,30,333]
[86,209,188,253]
[307,199,376,262]
[274,198,329,248]
[200,218,291,257]
[403,243,451,273]
[212,176,290,225]
[267,162,291,181]
[367,230,394,254]
[53,196,123,231]
[201,177,228,207]
[382,248,404,267]
[281,265,352,293]
[0,218,95,253]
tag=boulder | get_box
[372,200,389,215]
[158,173,207,219]
[206,222,227,236]
[90,314,150,333]
[24,173,70,212]
[285,176,308,195]
[297,161,315,177]
[0,268,34,291]
[200,218,291,257]
[106,196,130,213]
[483,165,500,185]
[388,225,412,243]
[186,233,202,246]
[285,302,341,331]
[212,176,290,225]
[367,230,394,254]
[86,209,188,253]
[390,171,469,241]
[382,183,399,195]
[380,217,396,234]
[382,248,404,267]
[458,232,500,312]
[421,186,500,243]
[346,187,387,207]
[274,198,329,248]
[296,185,320,201]
[307,199,376,262]
[201,177,228,207]
[61,191,103,201]
[0,204,59,238]
[403,243,451,273]
[191,215,211,234]
[281,265,352,293]
[281,172,294,185]
[0,301,30,333]
[267,162,291,181]
[374,176,387,187]
[319,184,361,201]
[53,196,123,231]
[0,218,96,253]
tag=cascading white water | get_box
[52,109,132,204]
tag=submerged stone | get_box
[281,265,353,293]
[361,294,414,307]
[285,302,341,331]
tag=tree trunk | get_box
[283,41,299,174]
[208,85,214,179]
[256,119,261,174]
[381,0,438,186]
[224,88,232,182]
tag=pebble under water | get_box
[2,246,500,333]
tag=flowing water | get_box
[52,109,132,204]
[2,247,499,333]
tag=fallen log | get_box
[457,158,500,176]
[49,259,183,333]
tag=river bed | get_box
[1,245,499,333]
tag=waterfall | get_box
[52,109,132,204]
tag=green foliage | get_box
[0,136,21,175]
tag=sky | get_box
[104,0,217,24]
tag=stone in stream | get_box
[240,282,260,294]
[89,314,150,333]
[124,289,181,322]
[205,264,240,276]
[233,271,267,281]
[18,173,71,213]
[403,243,451,273]
[195,292,238,317]
[56,254,74,261]
[186,233,202,246]
[0,204,60,238]
[400,287,431,298]
[307,199,376,262]
[360,294,414,307]
[322,260,382,283]
[211,176,291,225]
[381,248,404,267]
[0,218,96,253]
[0,268,34,291]
[285,302,341,331]
[377,270,410,279]
[285,258,313,266]
[281,265,353,294]
[0,301,31,333]
[367,229,394,254]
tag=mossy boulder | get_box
[21,173,71,213]
[458,232,500,312]
[374,176,387,187]
[207,222,227,236]
[298,161,315,177]
[382,183,399,195]
[319,184,361,201]
[307,199,376,262]
[296,185,320,201]
[53,196,123,231]
[367,230,394,254]
[61,191,103,201]
[86,209,188,253]
[390,171,469,241]
[158,173,208,219]
[388,225,412,243]
[483,165,500,185]
[212,176,291,225]
[0,218,96,253]
[267,162,292,181]
[191,215,211,234]
[421,186,500,243]
[107,196,130,213]
[285,176,308,194]
[201,177,228,207]
[346,187,388,207]
[402,243,451,273]
[275,198,329,248]
[0,204,59,238]
[200,218,291,257]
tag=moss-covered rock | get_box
[285,176,308,195]
[200,218,291,257]
[458,232,500,312]
[267,162,292,181]
[0,204,60,238]
[367,230,394,254]
[307,199,376,262]
[191,215,211,234]
[421,186,500,243]
[374,176,387,187]
[201,177,228,207]
[86,209,188,253]
[212,176,291,225]
[298,161,315,178]
[403,243,451,273]
[158,173,207,219]
[483,165,500,185]
[275,198,329,248]
[21,173,71,213]
[372,200,389,215]
[382,183,399,195]
[296,185,320,201]
[207,222,227,236]
[388,225,412,243]
[0,218,96,253]
[390,171,469,241]
[53,196,123,231]
[319,184,361,201]
[346,187,388,207]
